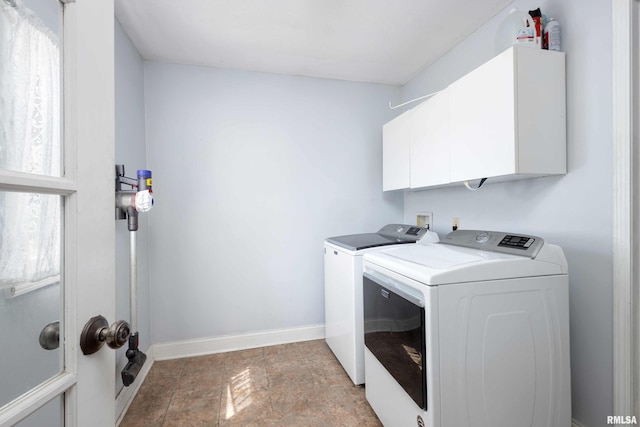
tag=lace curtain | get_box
[0,1,61,287]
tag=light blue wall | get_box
[143,63,404,343]
[114,19,151,393]
[401,1,612,425]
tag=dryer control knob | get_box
[475,232,490,243]
[395,226,404,233]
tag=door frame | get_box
[66,0,116,425]
[613,0,639,419]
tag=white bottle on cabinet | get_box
[545,18,561,51]
[495,8,536,54]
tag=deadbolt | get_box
[80,315,131,355]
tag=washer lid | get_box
[326,224,427,251]
[363,241,567,285]
[326,233,413,251]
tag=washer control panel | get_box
[378,224,428,242]
[441,230,544,258]
[498,234,536,250]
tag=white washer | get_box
[362,230,571,427]
[324,224,432,385]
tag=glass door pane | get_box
[0,191,63,408]
[14,395,63,427]
[0,0,62,176]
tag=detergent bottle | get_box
[495,8,537,54]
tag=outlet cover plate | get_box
[416,212,433,230]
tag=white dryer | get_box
[324,224,432,385]
[362,230,570,427]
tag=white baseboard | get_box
[115,349,155,426]
[152,324,325,361]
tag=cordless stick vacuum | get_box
[115,165,154,386]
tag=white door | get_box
[0,1,116,426]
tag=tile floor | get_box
[120,340,383,427]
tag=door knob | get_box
[80,315,131,355]
[39,321,60,350]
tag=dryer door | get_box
[363,272,427,410]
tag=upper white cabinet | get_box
[410,90,450,188]
[382,46,566,191]
[448,47,566,182]
[382,109,412,191]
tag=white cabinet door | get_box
[448,49,516,182]
[410,91,450,188]
[383,111,412,191]
[514,48,566,176]
[448,47,566,183]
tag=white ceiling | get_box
[115,0,513,85]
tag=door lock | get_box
[80,315,131,355]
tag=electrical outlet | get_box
[416,212,433,230]
[452,217,460,231]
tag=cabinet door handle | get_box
[333,250,338,255]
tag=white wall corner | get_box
[152,324,325,361]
